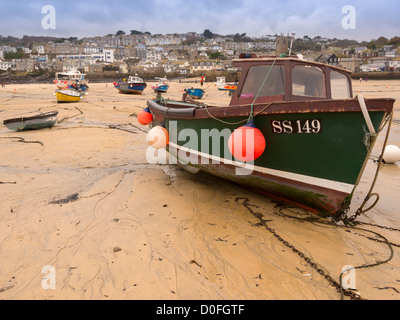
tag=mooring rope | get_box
[248,57,278,122]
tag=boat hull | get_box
[56,90,83,103]
[185,88,205,99]
[148,98,394,217]
[3,111,58,132]
[153,85,169,93]
[115,83,147,94]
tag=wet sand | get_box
[0,79,399,300]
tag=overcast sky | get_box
[0,0,399,41]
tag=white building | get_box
[57,49,115,63]
[0,60,12,71]
[389,58,400,71]
[146,35,182,46]
[33,46,45,54]
[103,49,114,62]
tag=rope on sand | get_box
[0,136,44,146]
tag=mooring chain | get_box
[346,229,400,248]
[234,197,364,300]
[356,222,400,233]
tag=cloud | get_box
[0,0,399,41]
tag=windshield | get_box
[331,71,351,99]
[239,65,286,99]
[292,65,325,98]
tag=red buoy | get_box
[138,107,153,125]
[228,120,266,162]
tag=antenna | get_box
[289,31,296,55]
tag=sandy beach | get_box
[0,78,399,300]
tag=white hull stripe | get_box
[169,142,355,194]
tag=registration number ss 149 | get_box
[271,119,322,134]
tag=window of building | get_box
[292,65,325,98]
[330,70,351,99]
[240,64,286,99]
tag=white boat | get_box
[214,77,227,90]
[214,76,237,92]
[54,68,89,91]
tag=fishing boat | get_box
[214,77,237,92]
[151,77,169,93]
[214,77,227,90]
[184,88,205,100]
[114,76,147,94]
[54,68,89,92]
[3,111,58,132]
[55,89,85,103]
[146,53,395,218]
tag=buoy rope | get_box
[249,57,278,122]
[348,112,394,223]
[204,101,278,126]
[204,58,279,125]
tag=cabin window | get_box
[239,65,286,99]
[330,71,351,99]
[292,65,326,98]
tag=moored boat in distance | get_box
[151,77,169,93]
[184,88,205,100]
[55,89,85,103]
[54,68,89,92]
[214,76,237,92]
[3,111,58,132]
[114,76,147,94]
[146,53,395,219]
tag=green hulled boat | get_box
[146,54,395,218]
[3,111,58,132]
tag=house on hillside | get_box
[338,57,362,72]
[0,60,12,71]
[191,60,220,73]
[315,53,338,66]
[389,58,400,71]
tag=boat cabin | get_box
[229,53,353,106]
[127,76,145,83]
[55,70,86,82]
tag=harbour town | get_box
[1,2,400,305]
[1,32,400,84]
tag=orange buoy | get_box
[228,120,266,162]
[138,107,153,125]
[146,126,169,149]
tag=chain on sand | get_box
[234,197,398,301]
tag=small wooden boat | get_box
[3,111,58,132]
[151,77,169,93]
[184,88,205,99]
[56,89,84,103]
[114,76,147,94]
[146,53,395,219]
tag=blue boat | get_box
[114,76,147,95]
[184,88,205,99]
[68,81,89,93]
[152,78,169,93]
